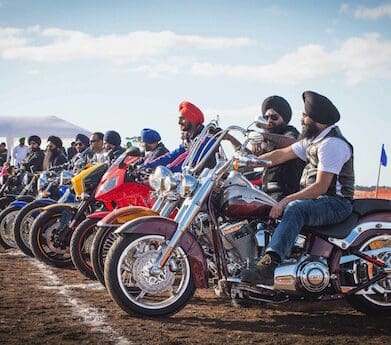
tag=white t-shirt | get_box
[12,145,29,166]
[292,125,352,196]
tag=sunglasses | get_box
[263,114,279,121]
[29,142,37,145]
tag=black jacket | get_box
[21,149,45,172]
[143,143,169,165]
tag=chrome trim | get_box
[328,221,391,249]
[255,230,266,247]
[96,221,121,228]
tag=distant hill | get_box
[355,186,391,200]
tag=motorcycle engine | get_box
[220,221,257,268]
[274,257,330,293]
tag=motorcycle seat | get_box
[302,212,359,239]
[352,198,391,217]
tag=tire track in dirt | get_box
[1,250,134,345]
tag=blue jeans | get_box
[267,196,353,260]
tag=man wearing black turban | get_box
[43,136,68,170]
[257,95,305,201]
[20,135,45,172]
[242,91,354,286]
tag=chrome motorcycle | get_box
[104,122,391,317]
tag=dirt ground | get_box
[1,246,390,345]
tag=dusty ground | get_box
[1,246,390,345]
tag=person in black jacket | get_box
[20,135,45,172]
[140,128,169,165]
[103,130,125,164]
[42,136,68,170]
[256,95,305,201]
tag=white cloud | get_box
[188,33,391,85]
[339,3,350,14]
[0,26,254,62]
[353,4,391,20]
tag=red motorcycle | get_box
[69,150,153,279]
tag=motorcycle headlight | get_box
[163,174,178,192]
[60,171,74,186]
[148,166,173,191]
[180,174,198,197]
[97,175,119,194]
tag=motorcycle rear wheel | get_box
[70,218,99,280]
[345,234,391,316]
[0,205,20,249]
[91,225,119,286]
[105,234,195,317]
[30,209,74,268]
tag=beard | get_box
[266,123,287,134]
[299,122,321,140]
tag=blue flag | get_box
[381,144,387,167]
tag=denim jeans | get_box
[267,196,353,260]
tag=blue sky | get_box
[0,0,390,186]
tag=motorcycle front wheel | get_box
[345,234,391,316]
[104,234,195,317]
[0,205,20,249]
[91,225,119,286]
[30,209,74,268]
[13,201,45,257]
[70,218,99,280]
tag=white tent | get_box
[0,115,91,159]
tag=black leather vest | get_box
[300,126,355,199]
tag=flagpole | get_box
[375,160,381,198]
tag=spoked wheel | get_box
[91,225,119,286]
[345,234,391,316]
[104,235,195,317]
[30,210,74,268]
[14,201,45,257]
[0,205,20,249]
[70,218,99,280]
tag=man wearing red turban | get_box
[143,101,205,172]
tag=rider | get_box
[103,130,125,163]
[140,128,169,165]
[20,135,45,172]
[42,136,68,170]
[257,96,305,201]
[241,91,354,285]
[143,101,206,172]
[89,132,106,164]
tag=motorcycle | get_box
[29,163,107,267]
[69,149,153,279]
[13,170,75,257]
[0,170,39,249]
[90,167,183,285]
[104,122,391,317]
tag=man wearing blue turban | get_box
[140,128,169,164]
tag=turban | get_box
[179,101,204,127]
[47,135,63,148]
[75,133,90,146]
[302,91,340,125]
[19,137,25,143]
[28,135,41,146]
[262,95,292,123]
[141,128,161,144]
[104,130,121,147]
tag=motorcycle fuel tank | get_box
[220,185,274,220]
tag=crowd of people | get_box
[0,92,355,286]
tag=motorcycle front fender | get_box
[87,211,110,220]
[98,205,157,226]
[15,195,35,203]
[40,203,79,212]
[10,200,28,208]
[116,216,209,289]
